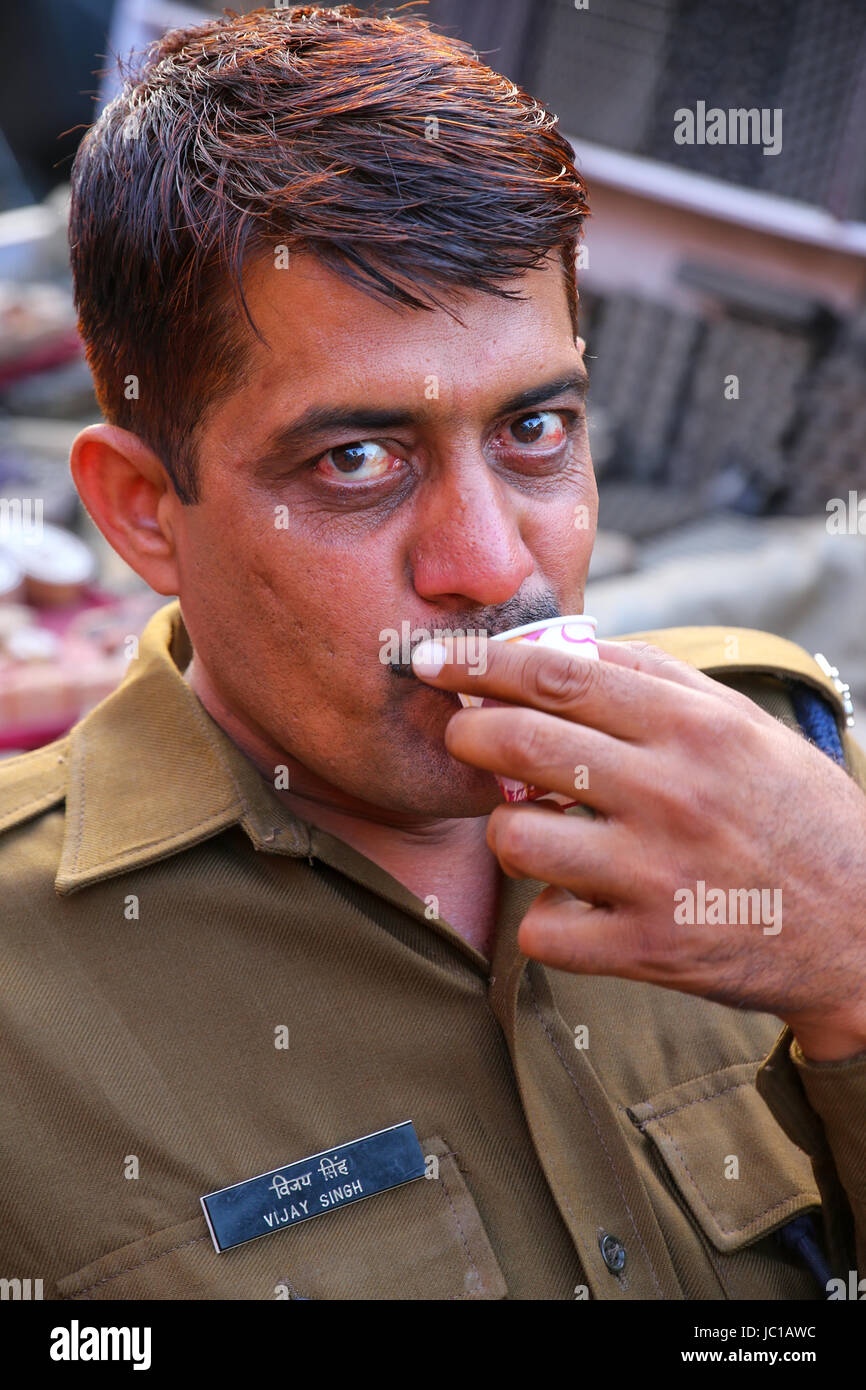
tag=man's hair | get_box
[68,4,590,503]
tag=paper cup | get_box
[458,615,598,809]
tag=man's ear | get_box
[69,423,183,597]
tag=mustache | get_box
[386,595,562,678]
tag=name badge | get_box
[200,1120,426,1253]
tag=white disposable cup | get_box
[458,614,598,809]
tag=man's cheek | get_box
[242,546,308,616]
[530,523,594,591]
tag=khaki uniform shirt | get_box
[1,600,864,1300]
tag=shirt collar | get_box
[56,599,313,896]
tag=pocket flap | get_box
[628,1062,820,1253]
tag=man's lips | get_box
[387,659,461,699]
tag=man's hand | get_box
[411,635,866,1061]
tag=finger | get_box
[597,638,765,718]
[445,704,642,815]
[412,632,714,743]
[488,804,639,902]
[517,886,648,978]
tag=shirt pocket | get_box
[55,1137,507,1301]
[627,1061,821,1254]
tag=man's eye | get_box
[315,440,400,482]
[508,411,568,447]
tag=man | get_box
[1,5,864,1301]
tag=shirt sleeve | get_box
[756,1024,866,1279]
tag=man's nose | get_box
[408,457,535,606]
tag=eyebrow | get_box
[247,368,590,475]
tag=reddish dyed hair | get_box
[69,4,590,502]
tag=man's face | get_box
[171,250,597,819]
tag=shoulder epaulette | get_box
[611,625,852,726]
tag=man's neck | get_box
[183,655,503,957]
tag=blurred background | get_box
[0,0,863,754]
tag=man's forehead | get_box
[241,248,574,361]
[220,250,582,441]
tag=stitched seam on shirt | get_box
[70,813,240,875]
[507,1030,593,1283]
[0,783,64,822]
[653,1118,806,1237]
[437,1163,486,1295]
[527,977,665,1298]
[627,1055,770,1113]
[649,1147,733,1297]
[638,1078,757,1125]
[274,1273,307,1300]
[66,1234,211,1297]
[70,742,86,872]
[182,684,250,813]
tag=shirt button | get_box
[599,1232,626,1273]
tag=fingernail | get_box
[411,639,449,676]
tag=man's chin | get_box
[395,759,504,819]
[369,681,506,816]
[424,781,504,819]
[351,741,503,818]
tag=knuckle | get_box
[495,810,535,866]
[489,707,547,776]
[514,713,552,771]
[625,916,664,972]
[647,773,690,828]
[698,699,747,756]
[677,777,722,840]
[625,640,689,681]
[676,692,738,753]
[625,639,672,665]
[640,756,719,839]
[528,651,597,706]
[708,700,741,739]
[623,639,662,660]
[637,853,674,903]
